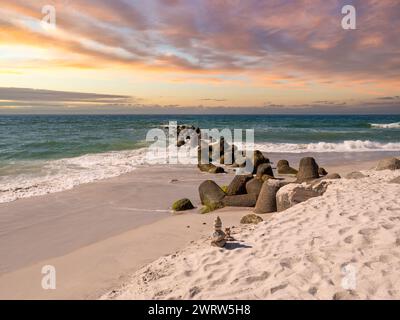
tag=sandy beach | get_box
[1,153,398,299]
[103,167,400,300]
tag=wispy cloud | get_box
[0,1,399,111]
[1,87,399,115]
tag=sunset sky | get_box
[0,0,399,113]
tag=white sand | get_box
[103,169,400,300]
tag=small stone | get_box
[172,198,195,211]
[211,216,226,248]
[240,214,263,224]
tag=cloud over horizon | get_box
[1,87,399,114]
[0,0,399,112]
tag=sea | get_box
[0,114,399,203]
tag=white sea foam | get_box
[0,143,202,203]
[0,148,149,203]
[254,140,400,153]
[370,122,400,129]
[1,139,399,203]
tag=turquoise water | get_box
[0,114,399,202]
[1,114,399,163]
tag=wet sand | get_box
[0,154,396,299]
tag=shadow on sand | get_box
[225,242,252,250]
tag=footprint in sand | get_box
[339,227,352,235]
[270,283,288,294]
[344,235,353,244]
[245,271,270,284]
[358,227,379,236]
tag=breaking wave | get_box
[370,122,400,129]
[254,140,400,153]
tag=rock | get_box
[277,160,298,175]
[261,174,275,182]
[198,163,215,172]
[390,177,400,184]
[225,227,234,241]
[254,180,282,214]
[208,166,225,174]
[199,180,226,207]
[277,160,289,168]
[211,216,226,248]
[251,150,270,174]
[176,140,186,147]
[226,174,253,196]
[223,194,257,207]
[172,198,194,211]
[276,182,328,212]
[240,214,263,224]
[376,157,400,171]
[197,162,224,174]
[346,171,367,179]
[256,163,274,179]
[296,157,320,182]
[318,167,328,176]
[246,178,263,197]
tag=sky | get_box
[0,0,399,114]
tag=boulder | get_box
[251,150,270,174]
[226,174,253,196]
[240,214,263,224]
[277,160,298,175]
[276,182,328,212]
[261,174,275,182]
[223,194,257,207]
[256,163,274,179]
[346,171,367,179]
[277,160,289,168]
[296,157,319,182]
[246,178,263,197]
[254,180,282,214]
[318,167,328,176]
[198,163,215,172]
[172,198,195,211]
[376,158,400,171]
[199,180,226,207]
[208,166,225,174]
[390,177,400,184]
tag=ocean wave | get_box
[254,140,400,153]
[0,148,149,203]
[370,122,400,129]
[0,144,202,203]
